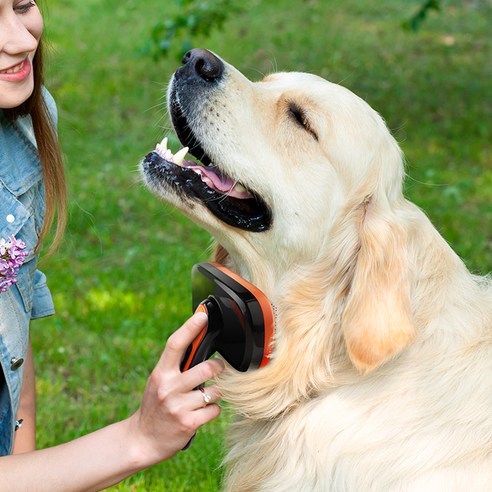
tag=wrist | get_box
[123,411,174,470]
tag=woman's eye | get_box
[14,1,36,14]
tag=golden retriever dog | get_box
[141,49,492,491]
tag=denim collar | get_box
[0,111,42,197]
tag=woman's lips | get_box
[0,58,32,82]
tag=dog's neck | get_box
[216,201,485,420]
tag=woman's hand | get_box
[0,313,224,491]
[127,312,225,465]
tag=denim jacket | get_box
[0,88,56,455]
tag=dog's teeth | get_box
[155,138,171,159]
[173,147,189,166]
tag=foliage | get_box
[142,0,243,60]
[403,0,443,31]
[145,0,448,61]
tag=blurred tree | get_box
[141,0,242,60]
[402,0,443,31]
[144,0,444,60]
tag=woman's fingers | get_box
[192,401,222,428]
[152,311,224,417]
[157,312,225,391]
[158,312,208,371]
[191,385,222,410]
[179,358,225,392]
[128,313,226,462]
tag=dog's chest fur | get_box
[222,340,492,491]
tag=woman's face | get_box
[0,1,43,109]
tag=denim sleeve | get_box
[30,269,55,319]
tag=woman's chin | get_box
[0,79,35,110]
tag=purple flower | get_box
[0,235,29,293]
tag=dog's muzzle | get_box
[141,49,273,232]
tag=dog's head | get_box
[141,49,415,374]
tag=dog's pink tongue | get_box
[185,163,252,199]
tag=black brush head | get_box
[180,263,274,373]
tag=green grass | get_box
[33,0,491,490]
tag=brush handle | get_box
[180,302,216,372]
[181,302,217,450]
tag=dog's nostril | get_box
[182,48,224,81]
[181,50,193,65]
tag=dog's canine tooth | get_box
[173,146,189,166]
[155,137,171,160]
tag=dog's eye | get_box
[288,104,318,141]
[289,104,306,127]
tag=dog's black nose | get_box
[180,49,224,81]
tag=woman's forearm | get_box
[13,337,37,454]
[0,417,150,492]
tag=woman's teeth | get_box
[0,61,24,74]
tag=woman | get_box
[0,1,224,489]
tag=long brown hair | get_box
[4,36,67,256]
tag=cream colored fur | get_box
[151,56,492,491]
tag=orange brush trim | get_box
[212,263,274,367]
[182,303,208,372]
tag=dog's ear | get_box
[342,198,415,373]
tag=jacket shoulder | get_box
[41,86,58,128]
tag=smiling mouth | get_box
[141,98,272,232]
[0,58,31,80]
[0,60,24,74]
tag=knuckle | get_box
[167,400,182,418]
[179,415,197,433]
[148,369,163,389]
[156,386,172,404]
[165,333,182,353]
[199,361,216,381]
[210,404,222,419]
[154,376,175,404]
[150,368,172,392]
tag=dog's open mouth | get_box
[142,113,272,232]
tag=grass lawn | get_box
[33,0,491,490]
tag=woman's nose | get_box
[0,14,39,56]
